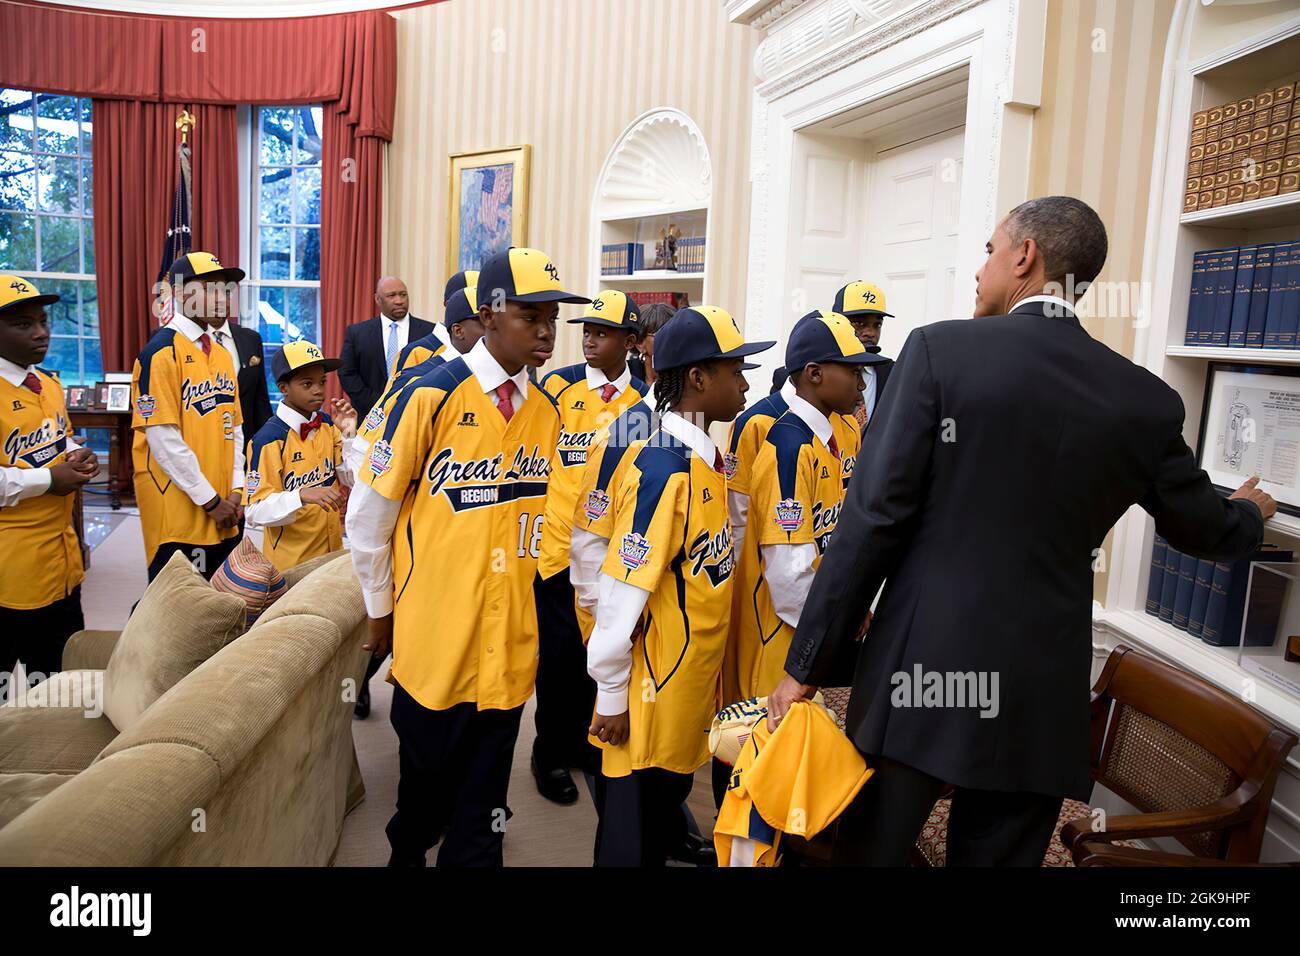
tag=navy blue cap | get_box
[785,310,892,371]
[443,270,479,305]
[652,306,775,372]
[444,286,479,326]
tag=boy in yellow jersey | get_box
[531,290,648,804]
[731,310,886,704]
[0,277,98,692]
[346,247,587,866]
[395,278,481,371]
[244,342,357,572]
[343,286,484,720]
[586,306,774,866]
[132,252,246,581]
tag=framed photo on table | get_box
[65,385,89,410]
[94,382,110,410]
[447,145,530,275]
[104,383,131,413]
[1197,362,1300,517]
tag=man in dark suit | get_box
[338,276,435,417]
[771,280,893,429]
[768,196,1276,866]
[227,321,273,437]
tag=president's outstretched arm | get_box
[785,327,941,687]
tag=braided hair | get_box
[654,364,687,411]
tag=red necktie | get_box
[21,372,41,395]
[494,382,516,422]
[713,449,725,474]
[300,415,323,440]
[197,333,212,357]
[828,435,841,460]
[599,383,617,403]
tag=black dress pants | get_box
[532,569,598,771]
[0,586,84,693]
[147,536,239,582]
[592,768,694,867]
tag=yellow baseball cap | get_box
[168,251,246,287]
[568,290,641,329]
[272,340,340,381]
[444,286,479,326]
[834,280,893,318]
[0,275,59,316]
[444,269,480,305]
[477,247,590,305]
[785,310,892,370]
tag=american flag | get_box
[479,166,512,228]
[155,142,193,324]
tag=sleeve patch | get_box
[618,531,652,571]
[584,488,610,521]
[369,439,394,477]
[136,394,156,418]
[774,498,804,532]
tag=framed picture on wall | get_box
[447,145,531,276]
[1196,362,1300,516]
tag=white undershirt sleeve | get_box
[243,489,304,529]
[569,527,610,611]
[346,481,402,618]
[231,424,245,492]
[762,542,820,629]
[1,465,51,506]
[146,424,218,507]
[587,572,651,716]
[345,434,368,480]
[728,490,749,556]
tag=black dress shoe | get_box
[354,681,371,719]
[669,832,717,867]
[531,755,579,805]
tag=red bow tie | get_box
[300,415,323,440]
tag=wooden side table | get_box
[69,409,133,510]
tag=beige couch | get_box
[0,551,370,865]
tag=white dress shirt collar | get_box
[1011,294,1077,318]
[586,363,631,396]
[169,313,210,342]
[464,338,530,402]
[660,410,718,465]
[275,400,317,431]
[382,314,408,328]
[0,355,33,387]
[779,378,797,405]
[783,388,835,451]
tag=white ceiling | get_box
[44,0,425,17]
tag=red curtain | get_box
[92,101,238,372]
[0,1,400,369]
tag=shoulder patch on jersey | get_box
[369,439,393,477]
[774,497,805,532]
[723,452,738,479]
[362,403,386,433]
[135,394,157,418]
[583,488,611,521]
[619,531,651,572]
[246,470,262,494]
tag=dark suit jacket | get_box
[786,301,1264,799]
[229,322,273,439]
[770,358,893,411]
[339,315,436,416]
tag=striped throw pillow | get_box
[211,537,288,628]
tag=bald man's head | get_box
[375,276,409,320]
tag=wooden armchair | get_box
[1060,644,1297,866]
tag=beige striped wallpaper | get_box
[383,0,759,368]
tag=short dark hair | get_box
[638,303,676,337]
[1004,196,1108,288]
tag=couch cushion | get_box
[0,705,119,775]
[257,554,363,638]
[0,772,71,830]
[210,537,287,627]
[102,551,247,733]
[61,630,121,671]
[281,548,347,590]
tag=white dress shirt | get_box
[209,319,243,376]
[347,338,528,618]
[861,365,877,423]
[586,409,719,716]
[0,355,81,506]
[1011,294,1077,318]
[243,401,355,529]
[430,322,452,351]
[145,314,245,507]
[585,362,632,398]
[382,315,411,372]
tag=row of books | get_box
[1183,241,1300,348]
[628,291,690,309]
[600,242,646,276]
[676,236,705,274]
[1145,536,1290,646]
[1185,80,1300,212]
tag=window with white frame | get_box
[0,89,99,385]
[245,105,322,401]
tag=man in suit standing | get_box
[771,281,894,430]
[768,196,1276,866]
[338,276,435,417]
[207,317,273,438]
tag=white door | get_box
[863,125,965,359]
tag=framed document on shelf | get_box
[1197,363,1300,515]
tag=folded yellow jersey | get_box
[714,699,872,867]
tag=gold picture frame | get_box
[446,145,531,276]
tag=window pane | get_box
[1,90,34,151]
[0,149,35,211]
[45,278,81,334]
[36,94,79,155]
[0,212,36,270]
[38,155,81,214]
[294,166,320,224]
[254,286,287,345]
[295,106,322,165]
[39,215,80,273]
[258,226,290,279]
[294,227,319,281]
[81,278,98,333]
[259,107,295,166]
[83,335,103,383]
[286,286,320,343]
[80,99,92,156]
[44,335,80,381]
[259,166,291,224]
[82,219,94,274]
[82,158,93,215]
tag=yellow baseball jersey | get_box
[722,390,790,495]
[596,429,735,777]
[131,326,242,562]
[714,699,872,867]
[363,358,559,712]
[730,410,860,701]
[357,347,448,450]
[396,331,443,372]
[0,369,84,609]
[246,414,344,571]
[536,364,648,580]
